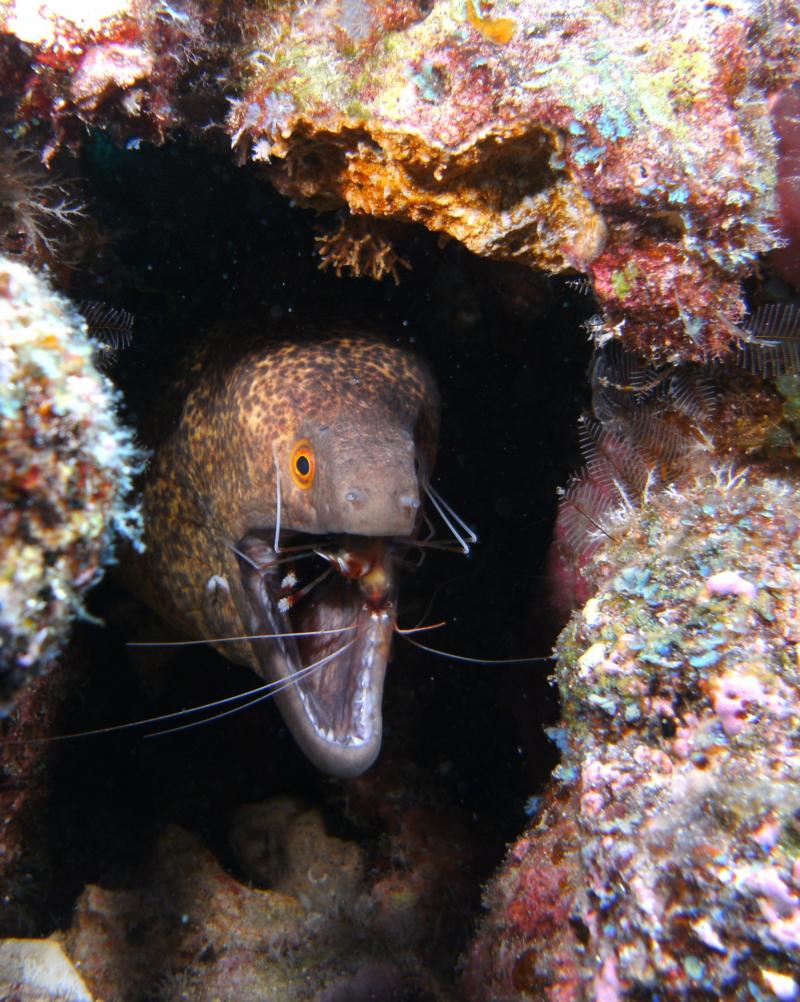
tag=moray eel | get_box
[125,329,440,777]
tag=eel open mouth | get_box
[236,531,397,778]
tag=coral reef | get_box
[463,451,800,999]
[0,0,797,357]
[0,3,798,997]
[0,256,142,707]
[546,309,800,623]
[774,372,800,457]
[60,798,471,1000]
[0,649,89,938]
[227,0,796,359]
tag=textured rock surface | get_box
[770,83,800,289]
[462,456,800,1000]
[0,257,141,706]
[1,0,797,358]
[64,803,469,1001]
[0,0,216,153]
[233,0,796,358]
[0,937,92,1002]
[0,657,81,938]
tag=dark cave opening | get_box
[2,133,595,983]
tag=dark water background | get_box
[2,133,594,953]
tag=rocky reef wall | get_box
[0,1,798,1000]
[464,452,800,999]
[0,257,142,707]
[1,0,799,358]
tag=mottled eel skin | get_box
[124,327,440,777]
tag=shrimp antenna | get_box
[401,635,553,665]
[425,483,478,555]
[4,638,357,746]
[227,543,260,570]
[146,640,355,739]
[128,624,356,648]
[3,674,299,746]
[394,620,447,635]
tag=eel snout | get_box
[314,428,423,538]
[237,533,397,778]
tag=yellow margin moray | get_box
[123,327,440,777]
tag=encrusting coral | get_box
[1,0,798,358]
[225,0,797,360]
[0,256,142,708]
[463,367,800,999]
[465,458,800,999]
[0,0,217,153]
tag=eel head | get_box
[136,336,439,778]
[229,419,428,777]
[214,342,438,777]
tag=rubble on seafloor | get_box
[0,0,799,358]
[0,256,142,708]
[0,791,474,1001]
[0,937,93,1002]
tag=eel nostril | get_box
[345,488,365,505]
[399,493,421,513]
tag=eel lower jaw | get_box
[278,604,392,778]
[237,533,395,778]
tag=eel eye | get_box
[290,440,315,489]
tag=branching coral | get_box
[315,214,410,283]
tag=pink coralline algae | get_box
[705,569,758,600]
[0,0,798,358]
[712,670,779,736]
[462,459,800,1000]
